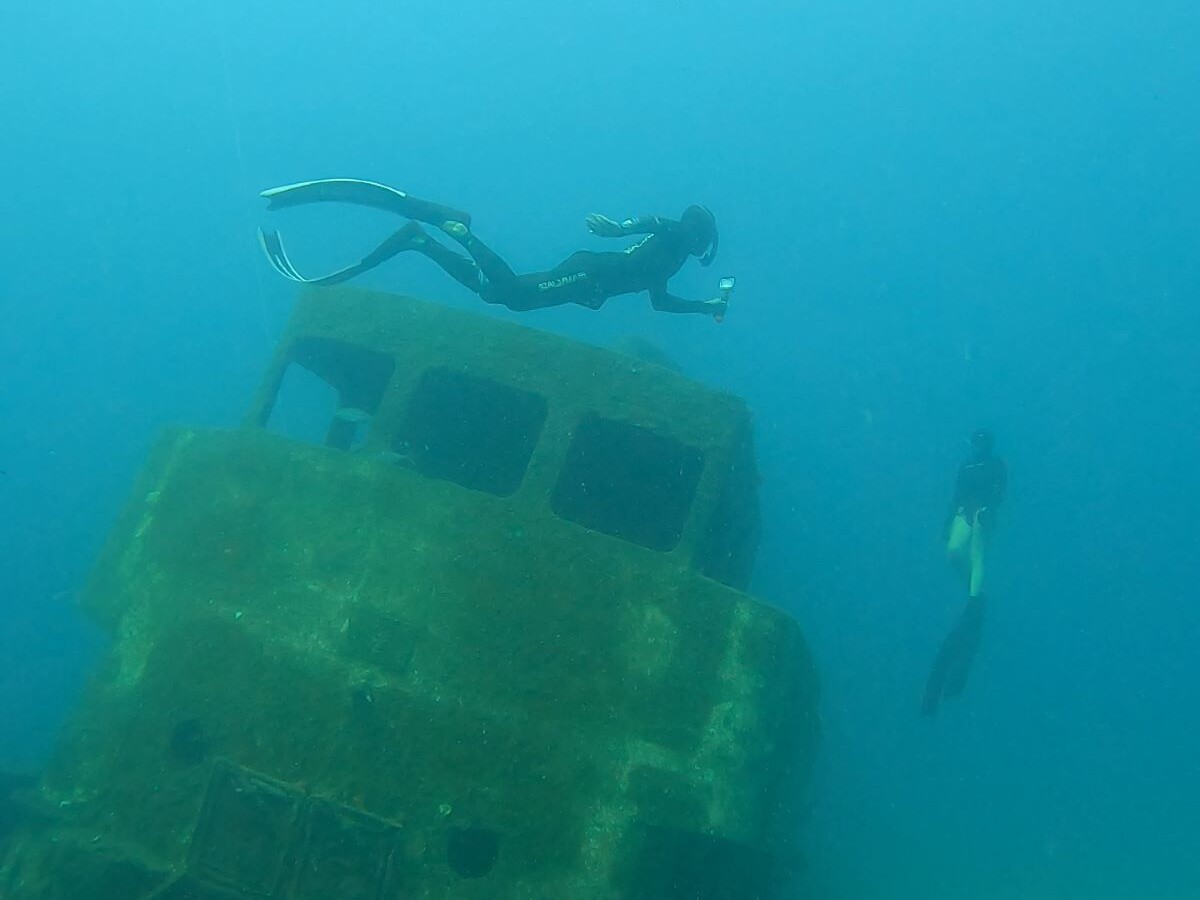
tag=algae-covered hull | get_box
[1,289,819,899]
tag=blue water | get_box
[3,2,1198,896]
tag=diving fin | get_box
[259,178,472,228]
[257,227,371,287]
[942,596,985,699]
[921,596,986,716]
[257,221,432,287]
[921,636,954,717]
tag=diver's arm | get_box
[621,215,671,235]
[586,213,671,237]
[648,284,726,316]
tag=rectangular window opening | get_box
[551,415,704,552]
[396,368,548,497]
[265,337,395,452]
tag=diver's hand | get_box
[703,297,729,322]
[585,213,625,237]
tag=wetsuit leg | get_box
[360,223,428,268]
[487,276,574,311]
[946,512,977,588]
[490,266,602,311]
[445,231,520,292]
[452,238,604,312]
[967,512,987,598]
[412,237,486,294]
[509,251,607,310]
[355,223,483,293]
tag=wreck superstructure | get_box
[1,288,819,899]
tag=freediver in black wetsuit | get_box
[922,428,1008,717]
[257,178,731,319]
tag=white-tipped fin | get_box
[256,227,366,286]
[259,178,409,212]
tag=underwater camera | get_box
[714,277,736,323]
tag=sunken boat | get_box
[0,287,820,900]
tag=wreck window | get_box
[398,368,547,496]
[551,415,704,552]
[265,337,395,451]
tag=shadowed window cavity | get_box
[397,368,547,496]
[551,415,704,552]
[265,337,394,451]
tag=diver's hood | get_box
[681,205,718,266]
[699,206,718,267]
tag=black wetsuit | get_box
[259,181,717,314]
[951,454,1007,523]
[452,216,707,313]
